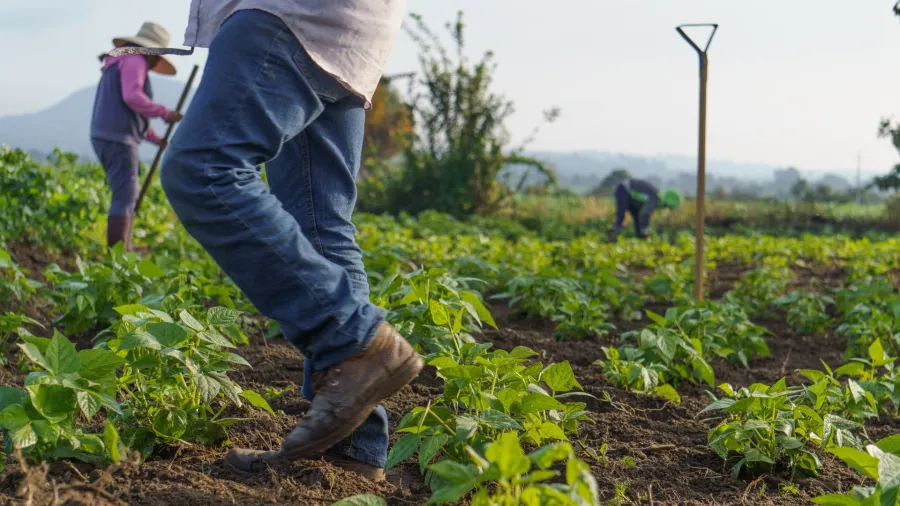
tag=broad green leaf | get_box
[848,379,865,403]
[104,421,121,464]
[196,374,222,404]
[835,362,867,378]
[523,470,559,484]
[693,357,716,388]
[329,495,387,506]
[428,357,458,369]
[462,292,497,329]
[208,372,242,404]
[118,331,162,351]
[538,422,567,441]
[542,362,581,393]
[207,307,241,326]
[219,352,252,368]
[530,442,573,469]
[76,391,101,420]
[876,435,900,455]
[871,447,900,489]
[744,448,775,464]
[179,310,205,331]
[45,331,80,375]
[455,415,478,442]
[428,458,475,485]
[426,482,476,506]
[869,339,894,367]
[429,300,450,326]
[520,392,564,414]
[152,407,187,439]
[385,433,418,470]
[31,420,60,443]
[197,330,235,349]
[77,349,124,380]
[497,388,519,413]
[17,342,48,371]
[418,434,450,473]
[485,432,530,478]
[810,495,863,506]
[0,404,30,431]
[0,386,27,412]
[137,256,165,278]
[565,455,592,486]
[646,310,666,326]
[653,384,682,405]
[146,322,188,347]
[700,398,735,413]
[28,384,77,424]
[12,423,37,449]
[114,304,152,316]
[509,346,538,359]
[240,390,275,416]
[827,447,879,479]
[479,409,523,431]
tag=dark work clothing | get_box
[614,179,660,235]
[90,58,153,146]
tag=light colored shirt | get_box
[183,0,406,109]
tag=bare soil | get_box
[0,250,888,505]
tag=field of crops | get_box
[2,147,900,506]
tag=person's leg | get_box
[160,8,420,462]
[613,183,629,235]
[91,138,137,250]
[629,200,645,237]
[267,119,387,472]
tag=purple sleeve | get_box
[119,55,172,120]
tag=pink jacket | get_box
[100,54,172,145]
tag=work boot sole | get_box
[225,448,281,476]
[279,352,424,461]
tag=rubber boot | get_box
[107,215,134,251]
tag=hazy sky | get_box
[2,1,900,177]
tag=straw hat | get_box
[112,22,177,75]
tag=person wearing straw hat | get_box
[90,22,183,251]
[611,178,682,240]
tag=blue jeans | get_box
[614,183,644,235]
[160,9,388,468]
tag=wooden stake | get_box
[134,64,199,216]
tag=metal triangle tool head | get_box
[108,46,195,57]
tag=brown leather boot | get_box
[268,323,425,460]
[107,215,134,251]
[279,322,422,460]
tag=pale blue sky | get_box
[2,1,900,176]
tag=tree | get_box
[588,168,630,197]
[871,119,900,193]
[374,11,560,217]
[361,77,412,170]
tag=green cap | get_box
[659,190,682,210]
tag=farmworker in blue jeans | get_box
[158,3,422,482]
[612,178,682,240]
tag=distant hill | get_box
[0,76,194,163]
[512,151,860,198]
[0,80,866,198]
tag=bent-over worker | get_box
[613,178,682,239]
